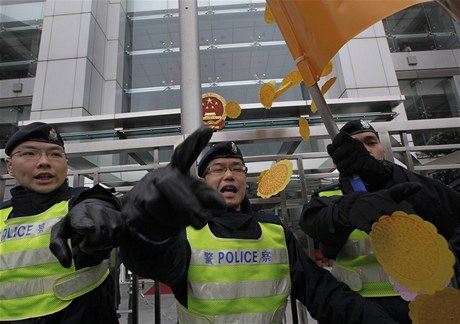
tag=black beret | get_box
[5,122,64,156]
[340,120,377,136]
[198,141,244,177]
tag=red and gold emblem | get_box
[202,92,227,131]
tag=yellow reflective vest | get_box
[0,200,109,321]
[177,222,291,324]
[319,189,398,297]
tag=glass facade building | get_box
[1,0,459,198]
[1,1,459,321]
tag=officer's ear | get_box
[5,158,14,176]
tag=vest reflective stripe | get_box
[1,247,56,270]
[339,234,374,257]
[318,189,342,197]
[53,260,109,300]
[177,300,287,324]
[334,231,397,297]
[189,278,290,300]
[331,259,393,288]
[0,261,107,300]
[181,222,290,323]
[331,264,396,297]
[319,189,398,297]
[0,201,109,321]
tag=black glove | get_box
[50,198,125,268]
[327,132,391,190]
[338,182,421,233]
[121,126,226,241]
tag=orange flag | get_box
[266,0,431,87]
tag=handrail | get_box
[1,119,459,203]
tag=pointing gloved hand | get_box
[338,182,422,233]
[121,126,226,242]
[327,132,391,190]
[50,196,125,268]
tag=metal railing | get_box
[1,118,459,323]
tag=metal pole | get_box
[308,83,339,138]
[154,281,161,323]
[129,275,138,324]
[179,0,202,135]
[308,83,366,191]
[290,295,299,324]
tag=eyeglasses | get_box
[205,163,248,176]
[10,149,67,161]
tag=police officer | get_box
[0,122,124,323]
[119,126,398,323]
[299,120,460,323]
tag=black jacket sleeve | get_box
[69,184,120,209]
[392,164,460,241]
[299,162,460,259]
[286,226,397,323]
[121,210,397,322]
[119,230,191,305]
[299,192,353,259]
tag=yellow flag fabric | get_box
[266,0,431,87]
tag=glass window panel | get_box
[0,1,44,25]
[399,78,459,121]
[0,105,31,149]
[434,33,460,50]
[128,0,177,13]
[199,10,281,45]
[389,36,436,52]
[129,90,181,111]
[383,3,460,52]
[124,1,295,113]
[203,0,266,6]
[128,53,181,89]
[129,16,180,51]
[424,3,458,33]
[0,1,44,80]
[384,4,427,35]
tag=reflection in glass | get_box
[0,1,44,79]
[123,1,300,113]
[0,105,31,150]
[400,78,459,121]
[383,3,460,52]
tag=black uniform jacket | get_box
[120,197,397,323]
[299,162,460,260]
[1,182,119,324]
